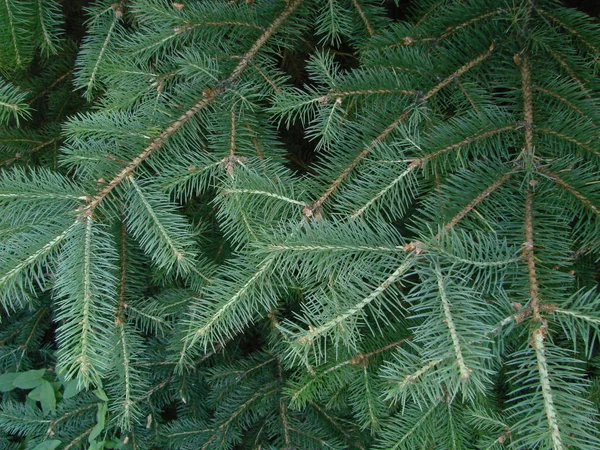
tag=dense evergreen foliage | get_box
[1,0,599,448]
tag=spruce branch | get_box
[438,170,513,235]
[305,110,411,216]
[1,0,599,447]
[200,386,279,450]
[1,0,30,67]
[75,2,122,100]
[351,0,374,37]
[435,266,470,382]
[534,7,599,58]
[422,42,494,102]
[54,216,118,387]
[543,45,589,93]
[0,136,62,167]
[538,166,600,219]
[289,258,413,352]
[221,188,308,207]
[63,425,94,450]
[34,0,63,56]
[350,163,416,218]
[0,220,79,310]
[536,127,600,159]
[81,0,304,216]
[306,42,496,216]
[0,80,31,126]
[532,329,563,450]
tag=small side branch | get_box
[544,45,588,93]
[306,110,410,216]
[532,329,564,449]
[438,10,506,41]
[221,188,308,207]
[538,167,600,218]
[115,222,127,325]
[421,125,517,164]
[192,257,276,341]
[423,42,494,101]
[350,337,410,366]
[535,127,600,159]
[351,0,374,37]
[435,267,470,381]
[306,43,495,217]
[226,0,304,82]
[440,171,513,234]
[534,87,584,116]
[1,136,62,167]
[296,259,412,345]
[318,88,416,103]
[535,7,599,57]
[83,90,221,214]
[351,163,417,218]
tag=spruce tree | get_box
[1,0,599,449]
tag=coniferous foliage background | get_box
[0,0,599,449]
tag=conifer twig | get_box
[200,387,279,450]
[115,222,128,325]
[305,42,495,217]
[4,0,22,66]
[521,49,564,447]
[520,56,535,166]
[435,266,470,381]
[534,87,585,116]
[543,45,588,93]
[422,42,494,101]
[0,136,62,167]
[438,171,513,234]
[318,88,416,103]
[82,0,304,216]
[437,10,505,41]
[309,401,365,449]
[63,426,95,450]
[305,110,410,217]
[350,127,515,219]
[523,190,542,322]
[349,337,410,366]
[538,167,600,218]
[534,7,599,57]
[296,259,413,345]
[351,0,374,37]
[536,127,600,159]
